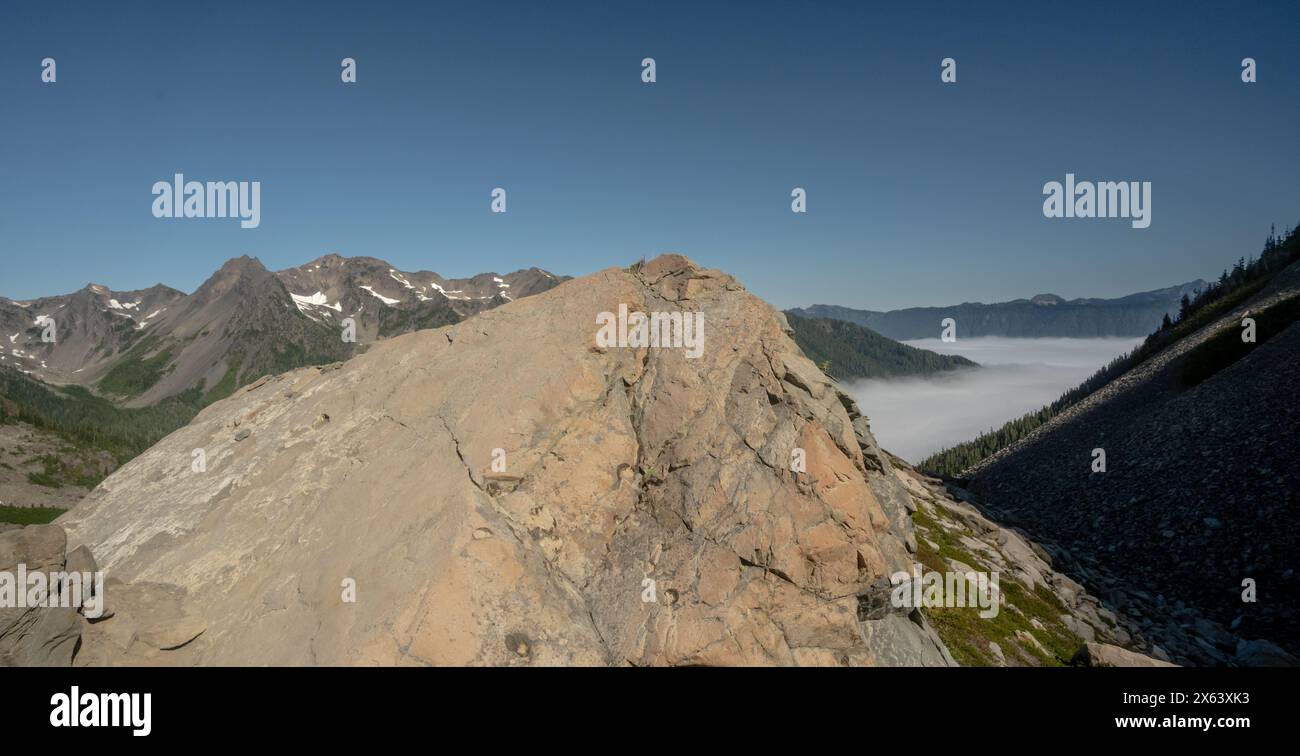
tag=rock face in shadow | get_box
[56,255,956,666]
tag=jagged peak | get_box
[216,255,267,273]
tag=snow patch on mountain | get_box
[359,286,400,305]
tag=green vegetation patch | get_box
[97,337,175,398]
[0,505,64,525]
[377,303,462,338]
[204,359,242,404]
[911,504,1081,666]
[1182,294,1300,388]
[25,453,103,489]
[1,365,202,464]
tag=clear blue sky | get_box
[2,0,1297,310]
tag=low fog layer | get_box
[847,337,1142,464]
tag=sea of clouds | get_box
[846,337,1143,464]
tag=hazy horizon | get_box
[848,336,1143,463]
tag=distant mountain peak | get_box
[1029,294,1064,305]
[217,255,268,273]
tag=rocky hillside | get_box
[105,256,355,407]
[965,259,1300,665]
[0,255,1159,667]
[791,280,1207,340]
[888,463,1165,666]
[0,283,184,384]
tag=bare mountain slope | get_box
[0,284,184,385]
[117,256,354,407]
[966,261,1300,665]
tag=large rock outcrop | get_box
[57,255,955,666]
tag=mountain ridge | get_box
[0,254,570,404]
[791,280,1209,340]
